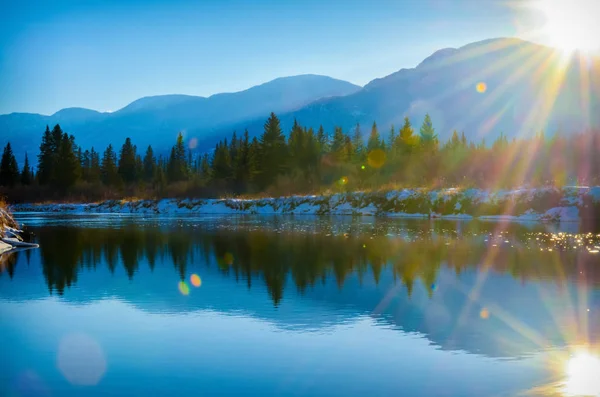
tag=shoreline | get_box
[10,186,600,223]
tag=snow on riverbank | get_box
[0,206,38,252]
[10,186,600,223]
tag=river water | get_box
[1,214,599,396]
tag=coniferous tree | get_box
[245,137,261,189]
[317,125,328,153]
[101,144,119,186]
[20,153,32,185]
[257,112,286,188]
[233,130,251,191]
[211,140,232,183]
[419,113,438,147]
[168,132,188,182]
[143,146,156,183]
[288,119,305,171]
[199,153,211,181]
[387,125,397,153]
[352,123,365,163]
[54,133,80,190]
[37,125,54,185]
[118,137,138,184]
[0,142,19,187]
[330,126,346,160]
[81,150,91,182]
[396,117,417,155]
[367,122,382,152]
[89,148,101,183]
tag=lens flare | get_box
[188,137,198,149]
[367,149,386,169]
[223,252,234,265]
[564,351,600,396]
[178,281,190,295]
[476,82,487,93]
[480,308,490,319]
[57,333,106,386]
[190,274,202,287]
[339,176,348,185]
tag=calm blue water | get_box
[1,214,599,397]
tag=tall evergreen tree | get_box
[81,149,91,182]
[168,132,188,182]
[20,153,32,185]
[352,123,365,162]
[387,125,397,152]
[200,153,211,181]
[396,116,417,155]
[37,125,54,185]
[101,144,119,186]
[419,113,438,147]
[257,112,287,188]
[54,133,80,190]
[211,140,232,182]
[89,148,101,183]
[367,122,382,152]
[143,145,156,183]
[0,142,19,187]
[317,125,328,153]
[118,137,138,184]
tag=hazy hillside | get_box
[247,38,600,142]
[0,75,360,163]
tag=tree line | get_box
[1,111,600,200]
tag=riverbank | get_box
[10,186,600,223]
[0,205,30,253]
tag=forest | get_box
[1,112,600,202]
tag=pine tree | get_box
[101,144,119,186]
[330,126,346,157]
[54,133,80,190]
[89,148,101,183]
[200,153,211,181]
[352,123,365,163]
[233,129,251,191]
[367,122,382,152]
[20,153,32,185]
[419,113,438,147]
[37,125,54,185]
[257,112,287,188]
[317,125,328,153]
[118,137,138,184]
[387,125,397,152]
[395,117,417,156]
[81,149,91,182]
[143,145,156,183]
[0,142,19,187]
[168,132,188,183]
[211,140,232,182]
[288,119,305,171]
[248,137,260,187]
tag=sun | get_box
[563,351,600,396]
[529,0,600,54]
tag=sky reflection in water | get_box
[1,214,599,397]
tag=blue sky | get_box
[1,0,524,115]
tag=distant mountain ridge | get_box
[1,38,599,165]
[0,74,361,163]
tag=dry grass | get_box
[0,197,18,235]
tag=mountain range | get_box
[1,37,599,164]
